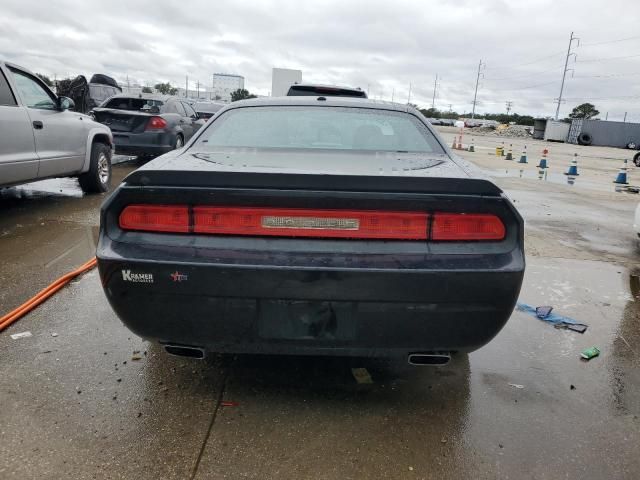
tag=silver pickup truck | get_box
[0,61,114,193]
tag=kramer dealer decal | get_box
[121,270,154,283]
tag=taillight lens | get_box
[117,205,506,242]
[119,205,189,233]
[431,213,505,241]
[193,207,428,240]
[145,116,167,130]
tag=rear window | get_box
[287,85,367,98]
[195,106,444,153]
[102,97,164,111]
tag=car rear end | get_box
[98,173,523,361]
[96,99,524,362]
[93,97,175,156]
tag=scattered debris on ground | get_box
[516,303,588,333]
[508,383,525,389]
[351,367,374,384]
[10,331,32,340]
[581,347,600,360]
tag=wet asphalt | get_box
[1,149,639,479]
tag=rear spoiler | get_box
[123,170,504,196]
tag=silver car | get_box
[0,61,114,193]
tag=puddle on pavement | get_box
[484,167,635,194]
[0,159,137,311]
[0,155,137,202]
[0,220,99,311]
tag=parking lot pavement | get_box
[1,149,640,479]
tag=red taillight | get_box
[145,116,167,130]
[431,213,505,241]
[119,205,189,233]
[117,205,506,242]
[193,207,428,240]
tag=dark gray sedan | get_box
[92,95,205,158]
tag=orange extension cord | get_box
[0,257,97,332]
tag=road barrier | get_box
[506,144,513,160]
[468,138,475,152]
[519,145,528,163]
[537,148,549,169]
[613,159,629,185]
[565,153,579,176]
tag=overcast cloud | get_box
[2,0,640,119]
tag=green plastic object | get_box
[581,346,600,360]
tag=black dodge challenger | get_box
[97,97,524,364]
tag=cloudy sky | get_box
[2,0,640,119]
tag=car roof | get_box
[1,60,38,77]
[221,96,414,113]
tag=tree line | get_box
[418,103,601,126]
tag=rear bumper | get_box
[112,132,174,156]
[97,238,524,358]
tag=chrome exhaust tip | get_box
[163,344,205,359]
[407,352,451,366]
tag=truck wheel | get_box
[78,142,112,193]
[577,133,592,146]
[634,152,640,167]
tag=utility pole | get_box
[471,59,484,119]
[506,101,513,116]
[448,104,453,113]
[407,83,412,104]
[554,31,579,120]
[185,75,188,98]
[624,112,628,122]
[431,74,439,109]
[605,112,608,121]
[196,80,200,99]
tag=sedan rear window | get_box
[195,106,444,153]
[102,97,164,111]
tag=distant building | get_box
[213,73,245,101]
[271,68,302,97]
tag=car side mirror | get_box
[57,96,75,111]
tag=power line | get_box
[485,64,564,82]
[578,53,640,63]
[492,80,558,91]
[485,51,565,70]
[562,94,640,101]
[573,72,640,79]
[580,35,640,47]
